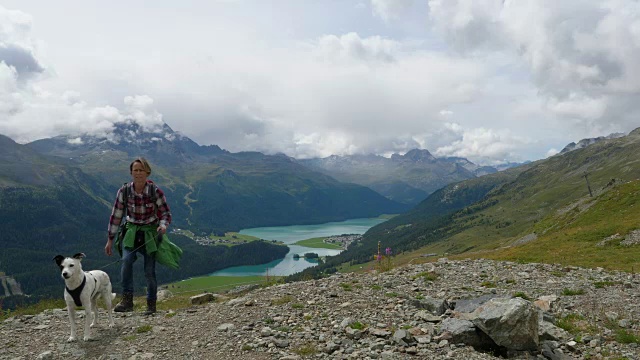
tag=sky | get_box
[1,0,640,165]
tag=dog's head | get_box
[53,253,86,280]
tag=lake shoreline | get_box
[209,217,386,277]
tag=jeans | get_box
[121,242,157,301]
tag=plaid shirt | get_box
[107,180,172,241]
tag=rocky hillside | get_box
[2,259,639,360]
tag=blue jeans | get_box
[121,245,157,301]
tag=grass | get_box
[481,281,496,288]
[292,343,318,356]
[165,275,271,295]
[349,321,366,330]
[340,283,352,291]
[614,328,640,344]
[512,292,531,301]
[423,272,438,281]
[562,288,586,296]
[593,281,618,289]
[557,313,587,335]
[294,237,343,249]
[271,295,293,305]
[376,176,640,274]
[0,298,66,321]
[136,325,153,333]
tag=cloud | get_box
[2,1,637,166]
[371,0,416,22]
[427,0,640,133]
[433,123,532,165]
[0,6,44,77]
[313,32,400,63]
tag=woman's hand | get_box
[105,238,113,256]
[157,225,166,234]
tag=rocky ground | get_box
[1,258,640,360]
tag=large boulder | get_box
[439,318,497,350]
[471,297,539,351]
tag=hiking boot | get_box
[114,293,134,312]
[144,299,156,316]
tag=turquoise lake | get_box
[210,217,386,276]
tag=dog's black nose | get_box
[63,272,70,278]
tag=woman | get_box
[105,157,181,315]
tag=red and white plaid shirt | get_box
[107,180,172,241]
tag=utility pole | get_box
[583,172,593,197]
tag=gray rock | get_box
[471,297,539,351]
[190,293,214,305]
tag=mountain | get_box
[290,128,640,280]
[26,121,227,166]
[299,149,504,205]
[21,121,407,233]
[0,121,405,305]
[559,132,625,154]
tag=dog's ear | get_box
[53,255,65,267]
[72,253,86,260]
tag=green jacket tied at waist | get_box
[115,222,183,269]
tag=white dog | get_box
[53,253,115,342]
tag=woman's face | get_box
[131,161,149,183]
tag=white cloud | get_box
[313,32,400,63]
[546,148,559,158]
[427,0,640,133]
[371,0,416,22]
[433,123,532,165]
[1,1,639,165]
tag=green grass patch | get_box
[340,283,352,291]
[614,328,640,344]
[294,237,343,249]
[512,292,531,301]
[0,298,66,322]
[556,313,586,334]
[349,321,366,330]
[292,343,318,356]
[271,295,293,305]
[593,281,618,289]
[371,284,382,290]
[385,292,399,297]
[136,325,153,333]
[423,272,439,281]
[481,281,496,288]
[291,303,304,309]
[165,275,269,295]
[562,288,585,296]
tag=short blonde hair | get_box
[130,157,152,175]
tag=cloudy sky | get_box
[1,0,639,165]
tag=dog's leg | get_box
[67,304,77,342]
[83,301,93,341]
[90,297,99,328]
[105,292,116,328]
